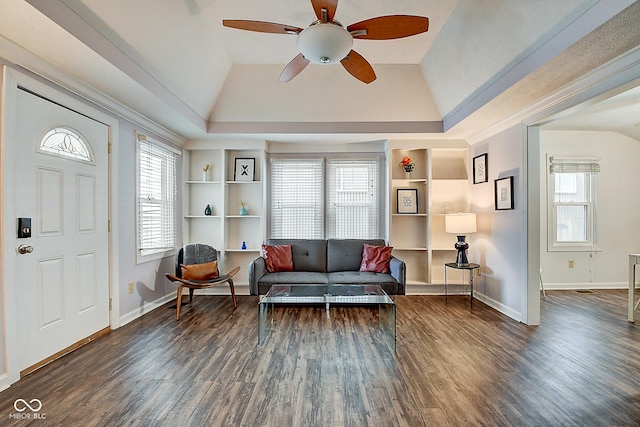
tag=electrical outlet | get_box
[569,260,575,268]
[128,281,135,294]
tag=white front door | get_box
[14,88,110,372]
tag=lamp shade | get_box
[445,213,477,234]
[297,22,353,64]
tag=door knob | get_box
[18,245,33,254]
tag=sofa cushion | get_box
[359,243,393,273]
[267,239,327,272]
[262,244,294,273]
[327,271,399,294]
[181,261,219,280]
[258,271,329,285]
[326,239,386,272]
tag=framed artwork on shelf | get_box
[494,176,514,210]
[234,158,255,181]
[473,153,488,184]
[396,188,418,214]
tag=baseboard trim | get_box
[473,292,522,323]
[543,282,628,290]
[0,373,9,393]
[20,327,111,378]
[119,293,175,326]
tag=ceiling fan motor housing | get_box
[297,22,353,64]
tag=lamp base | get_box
[454,235,469,265]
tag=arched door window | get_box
[39,127,95,163]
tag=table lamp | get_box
[445,213,477,265]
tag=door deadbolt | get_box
[18,245,33,254]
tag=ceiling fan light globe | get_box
[297,23,353,64]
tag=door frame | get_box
[0,67,120,386]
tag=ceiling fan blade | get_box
[347,15,429,40]
[279,54,311,82]
[340,50,376,84]
[222,20,302,35]
[311,0,338,23]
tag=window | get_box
[137,133,178,262]
[39,127,94,163]
[270,157,383,239]
[548,156,599,251]
[327,160,379,239]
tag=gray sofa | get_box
[248,239,406,296]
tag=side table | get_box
[444,262,480,307]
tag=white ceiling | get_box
[0,0,639,143]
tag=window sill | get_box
[547,244,601,253]
[136,249,176,264]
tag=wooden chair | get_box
[166,244,240,320]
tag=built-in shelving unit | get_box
[182,143,265,287]
[388,144,470,292]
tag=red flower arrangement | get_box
[400,156,414,173]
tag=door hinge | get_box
[108,220,112,232]
[108,142,112,153]
[109,298,112,310]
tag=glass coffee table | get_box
[258,284,396,351]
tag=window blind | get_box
[549,157,600,174]
[326,159,380,239]
[270,159,324,239]
[138,138,177,256]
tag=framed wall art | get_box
[234,157,255,181]
[396,188,418,214]
[473,153,488,184]
[494,176,514,210]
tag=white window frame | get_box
[136,132,180,263]
[547,156,600,252]
[268,154,385,240]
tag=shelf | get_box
[392,178,428,183]
[185,180,222,185]
[225,180,261,185]
[392,213,427,217]
[184,215,222,218]
[225,248,260,252]
[393,247,428,251]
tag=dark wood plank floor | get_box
[2,290,639,426]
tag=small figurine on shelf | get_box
[241,241,247,250]
[202,163,210,181]
[239,200,248,216]
[204,204,212,216]
[400,156,414,178]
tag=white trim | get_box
[0,373,9,393]
[473,292,522,323]
[542,282,628,290]
[118,293,175,326]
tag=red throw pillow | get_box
[262,244,294,273]
[359,244,393,273]
[181,260,219,280]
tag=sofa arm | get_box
[249,256,267,295]
[389,256,406,295]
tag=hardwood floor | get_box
[2,290,639,426]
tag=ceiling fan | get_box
[222,0,429,84]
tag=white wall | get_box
[469,124,528,321]
[539,130,640,288]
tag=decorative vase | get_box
[405,171,411,179]
[241,241,247,250]
[203,170,209,181]
[239,206,248,216]
[204,204,212,216]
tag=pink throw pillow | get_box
[359,244,393,273]
[262,244,294,273]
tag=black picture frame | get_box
[494,176,514,210]
[396,188,418,214]
[234,158,255,181]
[473,153,488,184]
